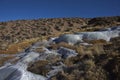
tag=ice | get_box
[0,64,46,80]
[20,52,40,63]
[57,47,78,58]
[100,26,120,31]
[0,49,46,80]
[0,41,78,80]
[54,34,83,44]
[47,62,65,78]
[0,41,61,80]
[54,26,120,44]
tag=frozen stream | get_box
[0,41,78,80]
[0,50,47,80]
[54,26,120,44]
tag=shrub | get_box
[0,26,5,29]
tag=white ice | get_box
[0,51,46,80]
[54,26,120,44]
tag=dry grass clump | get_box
[0,38,40,54]
[48,42,76,50]
[68,68,106,80]
[75,44,105,57]
[51,71,74,80]
[27,60,50,76]
[83,59,95,70]
[92,45,105,55]
[50,56,108,80]
[0,56,14,66]
[85,39,107,45]
[48,42,86,55]
[49,41,105,57]
[27,56,61,76]
[34,47,45,53]
[103,56,120,80]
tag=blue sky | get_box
[0,0,120,22]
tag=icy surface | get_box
[0,43,47,80]
[0,51,46,80]
[0,63,46,80]
[47,63,65,78]
[57,47,78,58]
[54,34,83,44]
[54,26,120,44]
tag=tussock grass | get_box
[0,56,14,66]
[0,37,40,54]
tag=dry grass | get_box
[49,42,105,57]
[49,42,75,50]
[27,60,50,76]
[92,45,105,55]
[0,37,40,54]
[27,37,120,80]
[0,56,14,66]
[53,42,105,56]
[0,17,119,54]
[34,47,45,53]
[85,39,107,45]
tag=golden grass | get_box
[50,42,90,56]
[0,56,14,66]
[27,60,49,76]
[49,42,75,50]
[0,37,40,54]
[50,40,106,58]
[85,39,107,45]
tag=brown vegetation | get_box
[0,38,40,54]
[27,60,50,76]
[27,37,120,80]
[0,16,120,79]
[0,56,14,67]
[0,16,120,54]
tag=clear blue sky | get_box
[0,0,120,22]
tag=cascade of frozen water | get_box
[0,42,47,80]
[54,26,120,44]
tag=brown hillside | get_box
[0,16,120,54]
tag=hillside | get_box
[0,16,120,80]
[0,16,120,54]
